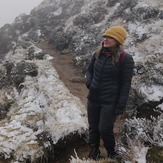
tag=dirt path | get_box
[38,41,88,107]
[37,41,124,162]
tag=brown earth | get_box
[37,41,125,163]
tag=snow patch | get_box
[52,7,62,16]
[140,85,163,101]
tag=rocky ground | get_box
[37,41,125,163]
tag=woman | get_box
[85,26,134,160]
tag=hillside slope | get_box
[0,0,162,162]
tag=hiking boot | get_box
[88,144,100,160]
[108,151,119,160]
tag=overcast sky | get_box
[0,0,43,27]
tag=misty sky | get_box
[0,0,43,27]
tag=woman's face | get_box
[103,36,118,48]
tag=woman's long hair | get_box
[95,41,123,64]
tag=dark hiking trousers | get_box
[87,100,117,154]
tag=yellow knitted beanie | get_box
[103,26,127,45]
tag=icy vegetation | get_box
[123,117,163,147]
[0,0,162,162]
[0,43,87,162]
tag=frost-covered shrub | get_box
[111,0,138,19]
[0,102,11,120]
[106,0,120,7]
[11,61,38,89]
[27,30,40,42]
[121,116,163,147]
[0,87,14,105]
[73,6,107,28]
[131,51,163,102]
[0,32,13,55]
[0,63,14,89]
[125,6,159,22]
[70,30,97,56]
[159,10,163,19]
[49,29,70,51]
[13,14,37,34]
[26,47,45,60]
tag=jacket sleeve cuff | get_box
[86,80,91,89]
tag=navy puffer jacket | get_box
[86,49,134,112]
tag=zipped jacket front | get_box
[86,51,134,111]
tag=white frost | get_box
[0,44,88,161]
